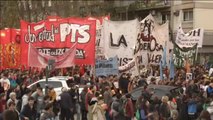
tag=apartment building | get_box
[114,0,213,63]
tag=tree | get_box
[0,0,118,29]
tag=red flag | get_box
[0,29,21,69]
[28,43,76,68]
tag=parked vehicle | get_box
[27,76,70,96]
[129,84,183,101]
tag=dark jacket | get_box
[59,91,73,110]
[159,103,170,119]
[39,110,54,120]
[80,90,87,110]
[20,104,37,120]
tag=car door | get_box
[48,81,63,96]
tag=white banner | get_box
[175,26,204,48]
[134,14,171,73]
[87,16,110,59]
[102,19,139,75]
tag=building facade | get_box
[114,0,213,64]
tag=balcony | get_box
[128,0,171,12]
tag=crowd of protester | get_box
[0,65,213,120]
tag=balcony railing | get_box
[128,0,171,11]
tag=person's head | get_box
[48,85,54,92]
[44,95,50,103]
[61,87,68,92]
[28,96,35,106]
[171,110,179,120]
[199,110,211,120]
[83,86,88,93]
[105,86,110,91]
[9,92,16,100]
[3,110,18,120]
[161,96,169,103]
[116,93,122,99]
[44,103,53,112]
[125,93,131,99]
[8,101,16,111]
[90,97,98,105]
[15,85,20,91]
[89,85,96,93]
[36,87,43,95]
[25,88,32,96]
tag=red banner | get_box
[21,18,96,66]
[0,29,21,69]
[28,43,76,68]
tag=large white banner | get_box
[87,16,110,60]
[175,26,204,48]
[102,19,139,75]
[134,14,171,73]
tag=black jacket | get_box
[59,91,73,109]
[20,104,37,120]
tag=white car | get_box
[27,76,70,97]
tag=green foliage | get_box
[0,0,119,29]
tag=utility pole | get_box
[45,59,55,95]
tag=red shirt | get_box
[0,99,6,113]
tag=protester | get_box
[124,93,134,120]
[85,85,96,112]
[20,96,37,120]
[48,86,56,103]
[0,93,6,115]
[159,96,170,120]
[6,101,20,120]
[31,86,45,119]
[40,103,55,120]
[59,87,74,120]
[2,109,19,120]
[6,92,18,109]
[21,89,32,111]
[0,73,10,91]
[88,97,106,120]
[111,93,124,120]
[197,110,211,120]
[80,86,88,120]
[0,64,212,120]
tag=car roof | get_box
[50,76,69,80]
[130,85,180,101]
[148,85,178,91]
[35,76,69,82]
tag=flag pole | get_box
[195,44,199,64]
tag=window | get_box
[48,81,62,88]
[29,81,45,91]
[183,9,193,21]
[162,13,170,24]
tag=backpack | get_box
[188,101,197,115]
[119,96,128,116]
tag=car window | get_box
[131,89,142,100]
[48,81,62,88]
[37,81,46,88]
[29,81,45,91]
